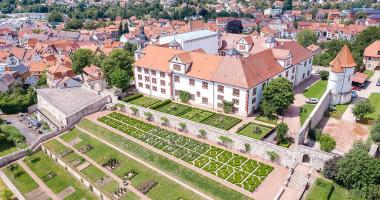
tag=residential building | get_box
[363,40,380,71]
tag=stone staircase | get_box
[287,164,310,191]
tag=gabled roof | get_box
[364,40,380,58]
[330,44,357,73]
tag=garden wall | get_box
[118,101,333,170]
[42,145,112,200]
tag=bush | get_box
[323,156,341,180]
[150,99,171,109]
[371,119,380,142]
[222,101,234,114]
[123,93,143,102]
[275,123,288,143]
[318,134,336,152]
[319,70,329,80]
[179,90,191,103]
[0,87,36,114]
[352,100,374,120]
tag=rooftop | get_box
[163,30,218,42]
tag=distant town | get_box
[0,0,379,200]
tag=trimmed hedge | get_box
[149,99,172,109]
[122,93,143,102]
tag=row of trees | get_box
[71,46,135,90]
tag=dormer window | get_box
[173,64,181,71]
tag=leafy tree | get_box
[219,136,233,146]
[261,77,294,116]
[179,90,191,103]
[124,43,137,54]
[266,151,279,162]
[226,20,243,34]
[318,134,336,152]
[296,29,317,47]
[0,87,36,114]
[64,19,83,30]
[101,49,134,90]
[1,189,13,200]
[323,156,341,180]
[319,70,329,80]
[244,143,251,153]
[260,100,277,118]
[48,10,63,22]
[71,48,93,76]
[371,118,380,142]
[37,72,47,86]
[352,100,374,120]
[222,100,234,114]
[275,122,288,143]
[198,129,207,139]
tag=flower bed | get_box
[202,114,242,131]
[236,123,274,140]
[99,112,274,193]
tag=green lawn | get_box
[236,123,273,140]
[367,93,380,120]
[306,178,349,200]
[202,114,242,131]
[61,128,204,200]
[24,151,98,200]
[303,80,328,99]
[179,108,215,122]
[255,115,277,125]
[154,102,192,116]
[300,104,316,125]
[329,104,349,119]
[129,96,161,108]
[363,70,374,79]
[76,119,251,200]
[2,163,38,194]
[0,141,18,158]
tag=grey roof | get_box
[25,75,38,86]
[137,26,149,42]
[171,30,218,42]
[265,36,277,43]
[37,87,106,116]
[13,64,28,74]
[168,39,180,47]
[226,48,240,56]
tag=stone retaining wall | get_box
[42,145,113,200]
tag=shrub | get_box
[179,123,186,131]
[318,134,336,152]
[319,70,329,80]
[222,101,234,114]
[244,143,251,153]
[144,112,153,121]
[150,99,171,109]
[275,123,288,143]
[0,87,36,114]
[219,136,233,146]
[352,100,374,120]
[372,131,380,142]
[123,93,143,102]
[160,116,169,126]
[371,119,380,142]
[323,156,341,180]
[179,90,191,103]
[198,129,207,139]
[130,107,138,115]
[266,151,279,162]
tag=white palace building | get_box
[133,30,314,117]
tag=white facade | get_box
[328,67,355,105]
[294,57,313,86]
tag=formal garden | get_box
[98,112,274,193]
[236,123,274,140]
[60,128,204,200]
[123,95,241,130]
[2,163,38,197]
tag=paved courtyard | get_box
[1,114,40,145]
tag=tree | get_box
[48,10,63,22]
[318,134,336,152]
[222,100,234,114]
[160,116,169,126]
[1,189,13,200]
[119,22,123,36]
[198,129,207,139]
[261,77,294,116]
[283,0,292,11]
[36,72,47,86]
[71,48,93,77]
[179,90,191,103]
[275,123,288,143]
[323,156,341,180]
[64,19,83,30]
[319,70,329,80]
[352,100,374,120]
[219,136,233,146]
[244,143,251,153]
[296,29,318,47]
[101,49,134,90]
[144,112,153,121]
[226,20,243,34]
[179,122,186,132]
[266,151,279,162]
[260,100,277,118]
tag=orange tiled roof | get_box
[364,40,380,58]
[330,44,357,73]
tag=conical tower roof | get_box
[330,44,357,73]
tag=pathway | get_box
[280,164,311,200]
[75,125,215,200]
[55,137,149,200]
[0,170,26,200]
[17,160,60,200]
[229,114,276,133]
[86,111,289,200]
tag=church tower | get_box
[328,45,357,105]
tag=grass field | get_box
[24,151,98,200]
[306,178,349,200]
[236,123,273,140]
[0,141,18,158]
[303,80,328,99]
[78,118,251,200]
[255,115,278,125]
[367,93,380,120]
[129,96,162,108]
[154,102,192,116]
[2,163,38,195]
[328,104,349,119]
[202,114,242,131]
[61,128,204,200]
[300,104,316,125]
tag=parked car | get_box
[3,120,11,124]
[376,78,380,86]
[306,98,319,104]
[351,85,361,91]
[351,91,358,99]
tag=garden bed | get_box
[2,163,38,195]
[255,115,277,125]
[154,102,192,116]
[236,123,274,140]
[202,114,242,131]
[179,108,215,122]
[129,96,162,108]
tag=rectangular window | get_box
[217,95,224,100]
[233,107,239,113]
[161,88,166,94]
[145,84,150,89]
[202,81,208,89]
[144,69,149,74]
[173,64,181,71]
[232,99,239,105]
[160,72,165,78]
[309,58,312,64]
[152,78,157,84]
[175,90,179,96]
[217,103,223,108]
[196,91,200,97]
[307,70,310,76]
[160,80,165,86]
[217,85,224,93]
[145,76,149,82]
[286,71,289,77]
[151,70,156,75]
[252,97,256,104]
[202,97,208,104]
[189,79,195,86]
[138,82,143,87]
[252,87,257,95]
[137,67,141,72]
[292,67,295,73]
[152,86,157,91]
[190,94,195,101]
[138,74,142,80]
[239,45,245,50]
[233,88,240,97]
[174,75,180,83]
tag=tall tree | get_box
[296,29,318,47]
[71,49,93,76]
[226,20,243,34]
[48,10,63,22]
[261,77,294,116]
